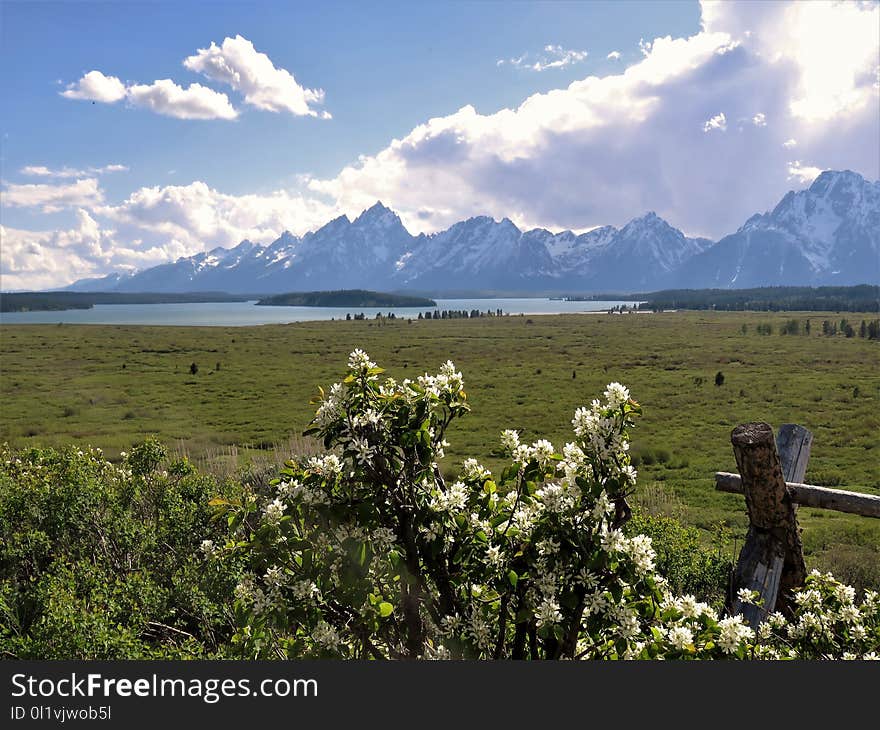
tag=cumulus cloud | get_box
[303,0,878,239]
[499,44,589,72]
[60,35,325,120]
[606,51,622,61]
[126,80,238,120]
[782,138,797,148]
[701,0,880,121]
[3,178,339,288]
[0,178,338,289]
[702,112,727,132]
[62,69,238,120]
[2,178,104,213]
[183,35,330,118]
[61,70,127,102]
[20,164,128,178]
[1,210,185,291]
[93,180,337,254]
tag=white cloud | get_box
[1,210,185,291]
[701,0,880,121]
[93,180,337,254]
[782,138,797,148]
[702,112,728,132]
[787,160,823,184]
[60,70,127,102]
[0,181,340,288]
[2,178,104,213]
[126,80,238,120]
[20,164,128,178]
[500,44,589,72]
[62,70,238,120]
[61,35,328,121]
[183,35,330,118]
[606,51,622,61]
[302,0,878,239]
[751,112,766,126]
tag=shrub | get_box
[0,444,241,659]
[210,352,879,660]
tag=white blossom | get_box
[312,621,342,650]
[263,498,286,525]
[666,625,694,651]
[536,597,562,627]
[717,615,754,653]
[462,458,490,482]
[604,382,630,408]
[500,429,520,453]
[348,349,376,371]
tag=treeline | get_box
[417,308,504,320]
[749,317,879,339]
[1,291,253,313]
[257,289,436,307]
[343,309,505,321]
[636,285,880,312]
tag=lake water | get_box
[0,298,638,326]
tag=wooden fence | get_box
[715,422,880,628]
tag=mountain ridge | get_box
[65,170,880,295]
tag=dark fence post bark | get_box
[728,422,810,627]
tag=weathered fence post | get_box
[728,423,811,627]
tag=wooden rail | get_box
[715,472,880,518]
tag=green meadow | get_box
[2,310,878,586]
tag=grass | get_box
[2,310,878,586]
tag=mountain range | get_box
[67,170,880,294]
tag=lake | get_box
[0,298,639,326]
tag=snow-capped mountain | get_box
[68,170,880,294]
[579,213,712,290]
[670,170,880,288]
[392,216,557,289]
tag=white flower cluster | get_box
[571,386,633,465]
[277,479,329,506]
[315,382,345,427]
[430,481,469,513]
[348,349,376,371]
[716,615,754,653]
[307,454,343,477]
[263,498,286,525]
[603,382,630,408]
[536,598,563,628]
[416,360,464,400]
[462,458,490,482]
[312,621,342,650]
[536,481,576,513]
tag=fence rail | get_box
[715,472,880,518]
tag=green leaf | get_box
[379,602,393,618]
[507,570,518,587]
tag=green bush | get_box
[0,444,243,659]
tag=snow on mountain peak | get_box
[353,201,402,230]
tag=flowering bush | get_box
[213,352,879,660]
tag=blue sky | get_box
[1,0,878,289]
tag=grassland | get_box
[1,310,878,586]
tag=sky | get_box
[1,0,878,290]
